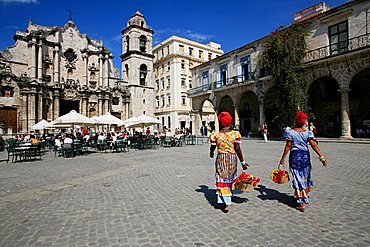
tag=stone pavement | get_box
[0,140,369,247]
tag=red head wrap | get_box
[295,111,307,126]
[218,112,233,127]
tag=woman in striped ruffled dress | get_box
[279,111,328,212]
[209,112,248,213]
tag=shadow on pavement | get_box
[195,185,248,210]
[254,184,296,208]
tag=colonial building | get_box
[0,19,130,134]
[120,11,155,118]
[153,36,223,133]
[189,0,370,138]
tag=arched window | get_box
[125,64,129,79]
[90,72,96,81]
[67,69,73,79]
[141,21,144,27]
[126,36,130,52]
[139,64,147,85]
[139,35,147,52]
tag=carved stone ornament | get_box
[63,89,80,101]
[1,50,13,60]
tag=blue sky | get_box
[0,0,350,70]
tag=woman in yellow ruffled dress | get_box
[209,112,248,213]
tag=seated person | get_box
[63,134,73,149]
[30,135,39,145]
[54,136,63,150]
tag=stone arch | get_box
[139,64,147,85]
[200,99,216,133]
[139,35,147,52]
[238,90,259,135]
[305,68,341,93]
[219,95,235,126]
[349,67,370,137]
[264,86,279,137]
[347,58,370,88]
[308,76,341,137]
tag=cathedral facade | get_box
[0,14,149,134]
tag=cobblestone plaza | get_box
[0,139,369,246]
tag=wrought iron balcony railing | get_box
[304,33,370,63]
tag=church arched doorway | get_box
[60,99,79,116]
[308,76,341,137]
[219,95,235,126]
[349,68,370,137]
[239,91,259,136]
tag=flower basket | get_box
[232,172,260,193]
[270,164,290,184]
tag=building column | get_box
[258,98,265,127]
[22,94,28,133]
[53,94,60,119]
[104,54,109,87]
[53,46,60,83]
[28,93,36,130]
[339,87,352,139]
[98,98,103,116]
[98,54,103,87]
[192,110,202,135]
[38,92,43,122]
[37,40,43,80]
[83,54,88,86]
[104,97,109,114]
[234,104,240,129]
[47,97,52,121]
[31,39,37,79]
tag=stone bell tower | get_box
[120,11,155,117]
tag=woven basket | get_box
[237,180,254,192]
[271,164,290,184]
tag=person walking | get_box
[263,123,268,142]
[209,112,248,213]
[279,111,327,212]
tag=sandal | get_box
[222,205,230,213]
[296,203,305,212]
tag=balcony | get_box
[304,33,370,63]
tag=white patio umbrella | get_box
[46,110,97,128]
[124,114,160,129]
[93,112,126,126]
[31,119,48,130]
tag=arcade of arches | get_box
[191,66,370,138]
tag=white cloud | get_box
[110,34,121,42]
[154,28,214,45]
[0,0,39,3]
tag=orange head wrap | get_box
[218,112,233,127]
[295,111,307,126]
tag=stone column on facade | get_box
[28,93,36,130]
[98,96,103,116]
[104,54,109,87]
[22,94,28,132]
[258,97,265,128]
[53,46,60,83]
[104,97,109,114]
[38,92,43,122]
[83,54,88,86]
[192,110,202,135]
[31,38,37,79]
[47,97,53,121]
[339,87,353,139]
[99,54,103,87]
[37,40,43,80]
[234,104,240,129]
[53,93,60,119]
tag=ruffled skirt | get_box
[289,150,313,204]
[215,153,237,205]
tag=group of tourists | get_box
[209,111,327,213]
